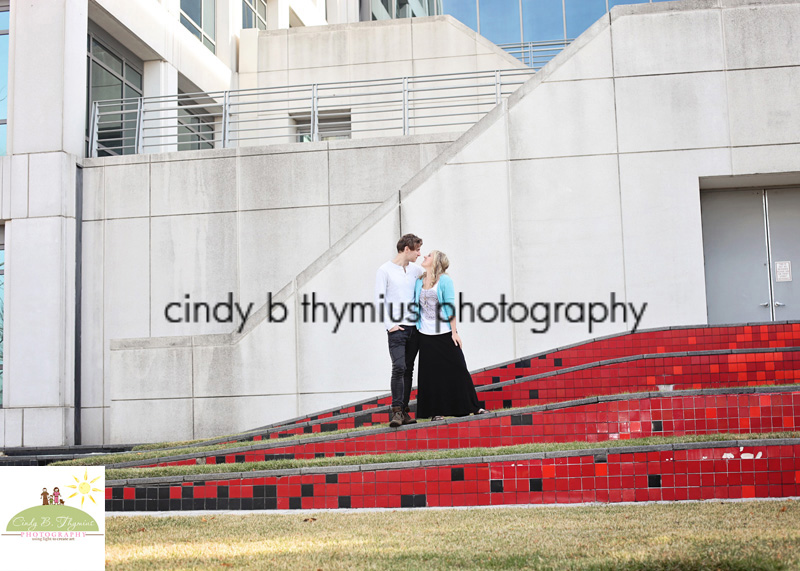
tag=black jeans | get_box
[387,326,420,409]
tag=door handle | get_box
[759,302,769,307]
[775,302,785,307]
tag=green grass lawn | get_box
[101,431,800,481]
[106,500,800,570]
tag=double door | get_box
[701,188,799,324]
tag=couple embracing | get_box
[375,233,487,427]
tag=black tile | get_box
[304,426,313,434]
[253,498,266,510]
[529,389,539,399]
[192,499,205,510]
[123,500,136,512]
[354,414,372,428]
[278,433,291,439]
[355,404,363,412]
[240,498,253,510]
[510,414,532,426]
[146,487,158,500]
[182,486,193,499]
[652,421,663,432]
[492,376,500,384]
[135,488,147,500]
[217,486,229,498]
[413,495,426,508]
[265,498,277,510]
[217,499,229,510]
[515,375,523,379]
[229,499,241,510]
[538,354,547,359]
[529,478,543,492]
[315,453,325,459]
[554,358,562,367]
[135,499,147,511]
[147,499,158,511]
[326,474,338,484]
[400,495,415,508]
[338,496,351,508]
[289,497,302,510]
[112,487,123,500]
[168,499,181,511]
[335,452,345,457]
[321,423,338,433]
[502,400,512,409]
[235,455,245,463]
[301,484,314,497]
[105,499,113,511]
[648,475,661,488]
[216,455,227,464]
[265,485,277,498]
[181,499,194,510]
[253,485,266,497]
[516,358,531,369]
[490,480,504,493]
[157,499,170,511]
[206,499,217,510]
[451,468,465,481]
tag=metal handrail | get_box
[498,39,574,71]
[90,67,538,157]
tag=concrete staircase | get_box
[90,321,800,511]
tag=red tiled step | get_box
[245,322,800,436]
[119,389,800,470]
[105,439,800,511]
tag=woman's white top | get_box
[419,284,451,335]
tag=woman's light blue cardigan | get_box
[413,274,456,332]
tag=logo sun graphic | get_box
[66,469,102,508]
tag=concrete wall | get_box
[104,0,800,445]
[80,134,456,444]
[237,16,526,144]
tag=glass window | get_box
[86,34,143,156]
[564,0,606,38]
[479,0,521,45]
[177,102,216,151]
[609,0,649,7]
[181,0,216,53]
[441,0,477,32]
[522,0,564,42]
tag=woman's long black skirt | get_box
[416,332,481,418]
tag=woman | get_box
[414,250,487,420]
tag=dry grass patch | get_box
[106,500,800,570]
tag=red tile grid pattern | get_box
[134,392,800,469]
[106,443,800,511]
[254,324,800,432]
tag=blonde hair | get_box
[420,250,450,286]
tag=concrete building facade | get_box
[1,0,799,447]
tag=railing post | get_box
[402,77,409,136]
[311,84,319,142]
[495,71,502,105]
[221,91,230,148]
[135,97,144,154]
[89,101,99,158]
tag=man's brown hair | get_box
[396,233,422,253]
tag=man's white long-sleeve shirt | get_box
[375,261,423,331]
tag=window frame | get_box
[242,0,268,30]
[180,0,216,54]
[85,28,144,156]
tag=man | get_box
[375,233,423,427]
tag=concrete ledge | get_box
[108,438,800,486]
